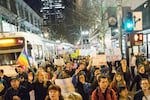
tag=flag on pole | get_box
[17,48,30,69]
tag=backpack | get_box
[96,87,113,99]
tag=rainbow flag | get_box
[17,48,30,69]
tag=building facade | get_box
[134,0,150,60]
[0,0,43,35]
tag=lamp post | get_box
[117,0,123,54]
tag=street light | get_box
[117,0,123,54]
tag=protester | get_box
[109,72,126,92]
[16,65,28,81]
[117,86,132,100]
[117,58,131,87]
[91,75,117,100]
[72,71,91,100]
[90,67,101,93]
[130,64,148,91]
[143,58,150,76]
[4,77,30,100]
[45,84,64,100]
[134,78,150,100]
[28,71,52,100]
[0,69,10,99]
[130,53,136,79]
[136,52,144,67]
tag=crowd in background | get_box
[0,52,150,100]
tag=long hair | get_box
[110,72,126,92]
[34,71,48,87]
[112,72,125,85]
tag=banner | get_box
[55,78,75,94]
[17,48,30,69]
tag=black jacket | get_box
[27,81,52,100]
[134,90,144,100]
[4,85,30,100]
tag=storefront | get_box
[134,0,150,61]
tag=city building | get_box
[0,0,43,35]
[134,0,150,60]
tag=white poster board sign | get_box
[105,48,122,61]
[54,58,65,66]
[55,78,75,94]
[92,55,107,66]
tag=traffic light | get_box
[123,12,134,32]
[131,33,143,46]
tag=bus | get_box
[0,32,52,76]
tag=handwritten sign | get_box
[92,55,107,66]
[105,48,122,61]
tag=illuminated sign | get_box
[131,33,143,46]
[0,38,24,47]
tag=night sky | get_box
[24,0,42,16]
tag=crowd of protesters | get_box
[0,52,150,100]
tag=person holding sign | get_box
[72,71,91,100]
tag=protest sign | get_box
[54,58,65,66]
[92,55,107,66]
[55,78,75,94]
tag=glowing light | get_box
[134,34,138,41]
[0,39,15,44]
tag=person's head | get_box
[66,61,73,69]
[78,71,86,84]
[34,71,48,87]
[121,59,127,66]
[131,53,134,56]
[56,66,62,71]
[138,64,145,74]
[17,66,24,74]
[117,86,128,98]
[64,92,82,100]
[48,84,63,100]
[113,72,124,83]
[97,75,109,91]
[140,78,150,91]
[45,60,50,65]
[46,67,53,73]
[93,68,101,77]
[143,58,148,64]
[0,69,4,77]
[61,70,70,78]
[10,77,20,90]
[78,63,86,70]
[38,66,46,72]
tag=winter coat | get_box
[4,85,30,100]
